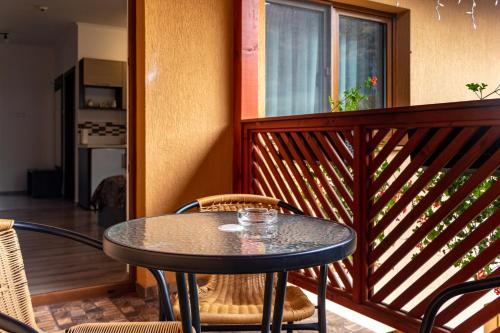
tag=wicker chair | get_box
[0,219,188,333]
[172,194,325,332]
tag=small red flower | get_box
[371,76,378,87]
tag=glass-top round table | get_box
[103,212,356,333]
[103,212,356,274]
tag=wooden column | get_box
[234,0,260,192]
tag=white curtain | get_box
[339,16,386,109]
[266,2,328,117]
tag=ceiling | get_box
[0,0,127,46]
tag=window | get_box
[265,0,392,117]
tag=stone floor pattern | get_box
[34,293,374,332]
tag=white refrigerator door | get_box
[90,148,126,196]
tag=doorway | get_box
[0,0,133,301]
[63,67,75,200]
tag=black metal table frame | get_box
[174,266,329,333]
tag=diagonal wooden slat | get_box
[257,133,316,215]
[488,326,500,333]
[326,265,341,289]
[289,132,353,224]
[252,160,278,198]
[398,211,500,314]
[303,132,354,212]
[410,236,500,318]
[371,177,500,299]
[253,142,298,206]
[252,178,266,197]
[342,129,354,148]
[435,268,500,326]
[370,149,500,287]
[332,261,352,291]
[270,132,324,217]
[281,132,338,220]
[369,127,493,261]
[314,132,354,190]
[369,127,456,226]
[369,129,407,175]
[342,257,354,277]
[253,147,282,197]
[452,297,500,333]
[326,131,354,168]
[368,129,391,154]
[369,128,430,198]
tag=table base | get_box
[175,266,328,333]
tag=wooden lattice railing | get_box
[237,100,500,333]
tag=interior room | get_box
[0,0,130,295]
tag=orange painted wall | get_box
[143,0,234,216]
[136,0,234,288]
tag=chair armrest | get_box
[12,221,173,322]
[420,276,500,333]
[0,312,38,333]
[13,221,102,250]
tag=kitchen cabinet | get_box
[79,58,127,110]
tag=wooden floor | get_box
[0,195,128,295]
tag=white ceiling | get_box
[0,0,127,46]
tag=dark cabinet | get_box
[79,58,127,110]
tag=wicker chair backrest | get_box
[0,220,37,329]
[197,194,280,212]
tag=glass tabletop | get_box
[105,212,354,258]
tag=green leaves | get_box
[466,82,488,93]
[330,76,378,112]
[466,82,500,99]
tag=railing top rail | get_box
[242,99,500,130]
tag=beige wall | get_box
[258,0,500,110]
[373,0,500,105]
[77,23,127,62]
[143,0,234,217]
[0,44,56,191]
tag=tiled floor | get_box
[34,293,375,332]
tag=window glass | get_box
[265,1,331,117]
[339,16,387,109]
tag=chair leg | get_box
[287,321,293,333]
[149,268,174,321]
[317,265,328,333]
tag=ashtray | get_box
[237,208,277,227]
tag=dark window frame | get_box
[264,0,394,115]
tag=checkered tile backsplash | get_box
[78,122,126,136]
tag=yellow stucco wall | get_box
[143,0,234,217]
[258,0,500,109]
[374,0,500,105]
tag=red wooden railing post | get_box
[352,126,370,303]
